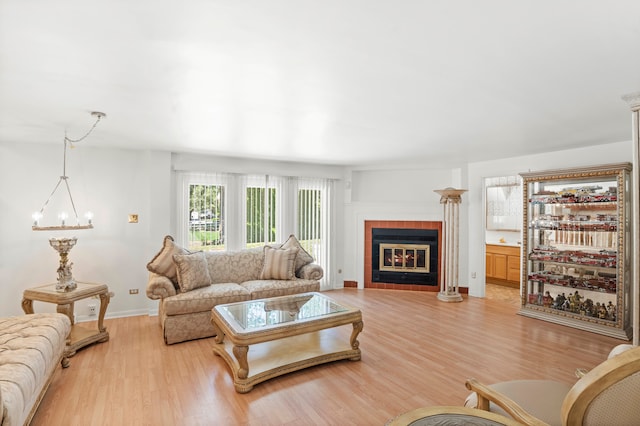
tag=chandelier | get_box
[32,111,106,292]
[32,111,106,231]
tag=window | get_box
[244,175,284,247]
[176,173,228,252]
[177,172,334,289]
[188,183,225,251]
[246,186,275,246]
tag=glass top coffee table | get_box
[386,406,521,426]
[211,292,363,393]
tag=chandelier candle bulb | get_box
[58,212,68,226]
[85,212,93,225]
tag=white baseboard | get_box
[76,308,157,323]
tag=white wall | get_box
[172,152,346,179]
[1,139,632,319]
[0,142,170,319]
[466,140,633,298]
[341,140,633,296]
[342,166,468,288]
[0,142,346,319]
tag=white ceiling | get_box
[1,1,639,167]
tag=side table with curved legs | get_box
[22,281,110,357]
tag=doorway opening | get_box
[484,175,523,289]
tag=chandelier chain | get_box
[65,114,103,144]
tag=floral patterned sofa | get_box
[0,313,71,426]
[146,235,323,344]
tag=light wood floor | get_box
[32,285,623,425]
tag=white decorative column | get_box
[623,91,640,346]
[434,187,467,302]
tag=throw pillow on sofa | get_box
[173,251,212,292]
[281,234,314,272]
[260,246,299,280]
[147,235,189,284]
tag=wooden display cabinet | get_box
[519,163,632,340]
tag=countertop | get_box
[486,242,521,248]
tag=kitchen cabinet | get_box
[486,244,520,288]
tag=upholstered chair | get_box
[464,344,640,426]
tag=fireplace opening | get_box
[372,228,439,285]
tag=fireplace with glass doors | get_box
[371,228,439,286]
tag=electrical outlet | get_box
[88,304,97,315]
[129,289,139,295]
[128,214,139,223]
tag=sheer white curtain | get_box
[296,177,334,290]
[269,175,287,243]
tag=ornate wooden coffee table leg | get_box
[233,345,249,379]
[212,320,225,344]
[350,320,364,360]
[350,320,364,349]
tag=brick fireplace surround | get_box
[361,220,445,291]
